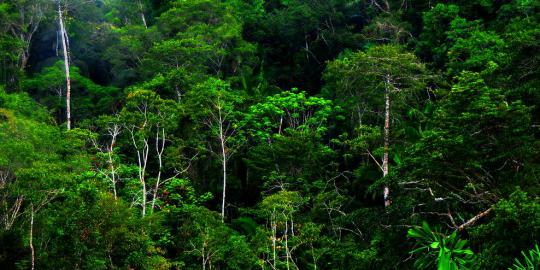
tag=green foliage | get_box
[416,4,461,67]
[36,182,158,269]
[470,190,540,269]
[243,89,334,142]
[104,24,161,86]
[511,245,540,270]
[161,205,258,269]
[24,61,120,121]
[447,30,508,76]
[323,44,429,126]
[0,0,538,269]
[408,222,474,270]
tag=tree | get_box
[57,0,72,129]
[323,44,430,207]
[470,190,540,269]
[162,205,257,269]
[416,4,461,68]
[258,190,305,270]
[242,89,336,193]
[104,24,161,86]
[23,61,120,123]
[246,0,365,91]
[186,78,244,221]
[391,71,533,247]
[148,0,257,80]
[120,88,180,216]
[1,0,49,71]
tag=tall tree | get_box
[324,45,430,207]
[186,78,244,222]
[120,88,179,216]
[57,0,72,129]
[2,0,48,71]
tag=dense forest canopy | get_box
[0,0,539,269]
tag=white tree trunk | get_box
[137,1,148,28]
[219,113,227,222]
[107,150,117,199]
[151,128,165,212]
[107,124,120,200]
[29,204,35,270]
[383,85,391,207]
[140,139,149,216]
[129,126,149,217]
[271,210,277,269]
[284,217,291,270]
[58,3,71,130]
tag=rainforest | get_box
[0,0,539,269]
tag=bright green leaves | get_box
[37,182,158,269]
[0,88,68,187]
[185,77,246,151]
[447,30,508,76]
[243,89,334,143]
[121,89,179,151]
[510,244,540,270]
[408,222,474,270]
[242,89,337,193]
[260,190,305,217]
[418,3,511,77]
[162,178,212,208]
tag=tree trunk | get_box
[136,138,149,217]
[20,51,29,72]
[284,217,291,270]
[108,150,117,200]
[151,128,165,212]
[271,210,277,269]
[138,1,148,28]
[58,3,71,130]
[219,117,227,222]
[29,204,35,270]
[141,140,149,217]
[142,179,147,216]
[383,84,391,207]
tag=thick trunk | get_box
[20,51,29,71]
[383,84,391,207]
[58,3,71,130]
